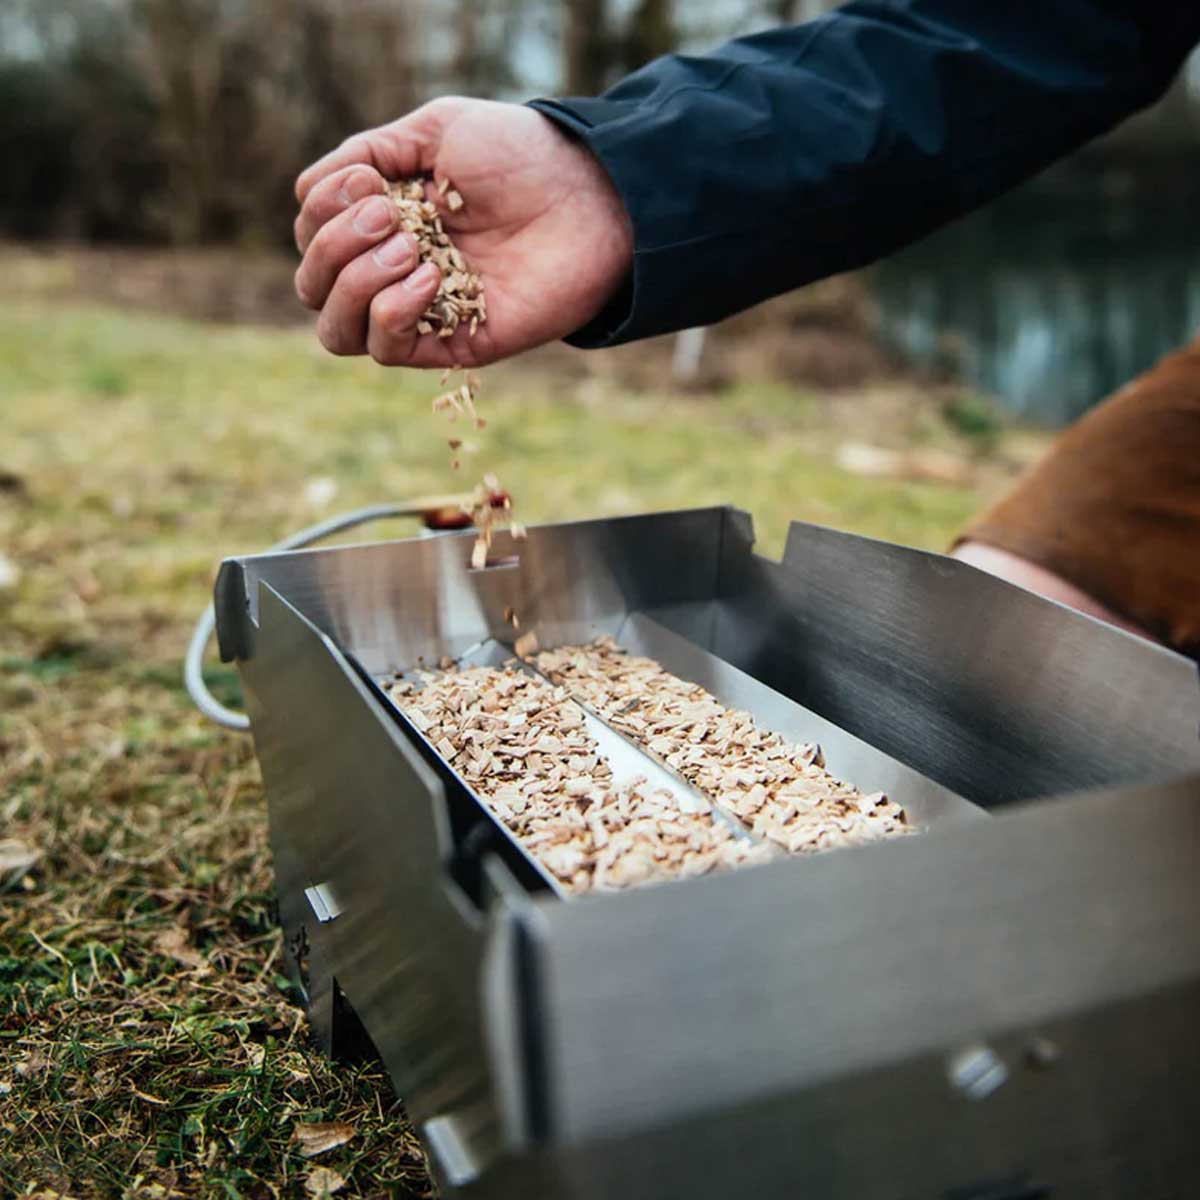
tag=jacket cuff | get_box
[528,97,670,349]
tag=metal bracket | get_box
[304,881,343,924]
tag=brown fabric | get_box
[958,336,1200,658]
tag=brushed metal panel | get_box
[218,508,732,675]
[517,775,1200,1144]
[714,520,1200,804]
[243,584,495,1142]
[618,611,982,833]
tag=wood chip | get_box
[391,666,769,895]
[533,637,910,856]
[387,177,526,615]
[514,632,539,658]
[386,179,483,340]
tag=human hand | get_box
[293,98,634,368]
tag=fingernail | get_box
[337,169,381,207]
[404,262,442,292]
[373,232,416,269]
[353,195,394,236]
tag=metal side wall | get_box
[237,583,502,1171]
[713,514,1200,805]
[481,775,1200,1199]
[216,508,733,676]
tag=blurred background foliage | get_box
[3,0,1196,247]
[0,0,780,246]
[1,0,1198,414]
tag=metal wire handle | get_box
[183,503,440,731]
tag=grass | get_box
[0,284,1034,1197]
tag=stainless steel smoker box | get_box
[214,508,1200,1199]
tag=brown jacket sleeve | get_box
[957,337,1200,658]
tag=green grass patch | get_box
[0,289,1031,1197]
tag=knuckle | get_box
[342,132,374,160]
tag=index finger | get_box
[295,115,437,204]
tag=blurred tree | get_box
[622,0,677,73]
[763,0,834,22]
[564,0,612,94]
[0,0,1193,247]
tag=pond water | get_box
[872,164,1200,427]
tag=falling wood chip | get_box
[292,1121,357,1159]
[513,632,539,658]
[389,177,524,604]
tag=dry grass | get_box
[0,245,1044,1197]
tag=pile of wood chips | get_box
[534,637,910,854]
[391,665,772,894]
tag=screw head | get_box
[947,1043,1009,1100]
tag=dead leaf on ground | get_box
[153,926,208,972]
[292,1120,357,1158]
[835,441,973,486]
[0,838,39,886]
[15,1051,52,1078]
[304,1165,347,1197]
[0,554,19,590]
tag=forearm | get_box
[532,0,1200,347]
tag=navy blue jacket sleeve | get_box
[528,1,1200,348]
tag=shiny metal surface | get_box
[714,516,1200,805]
[216,508,729,674]
[496,774,1200,1146]
[241,585,502,1170]
[479,774,1200,1199]
[617,612,982,833]
[215,508,1200,1198]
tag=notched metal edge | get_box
[214,559,254,662]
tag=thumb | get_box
[296,101,463,203]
